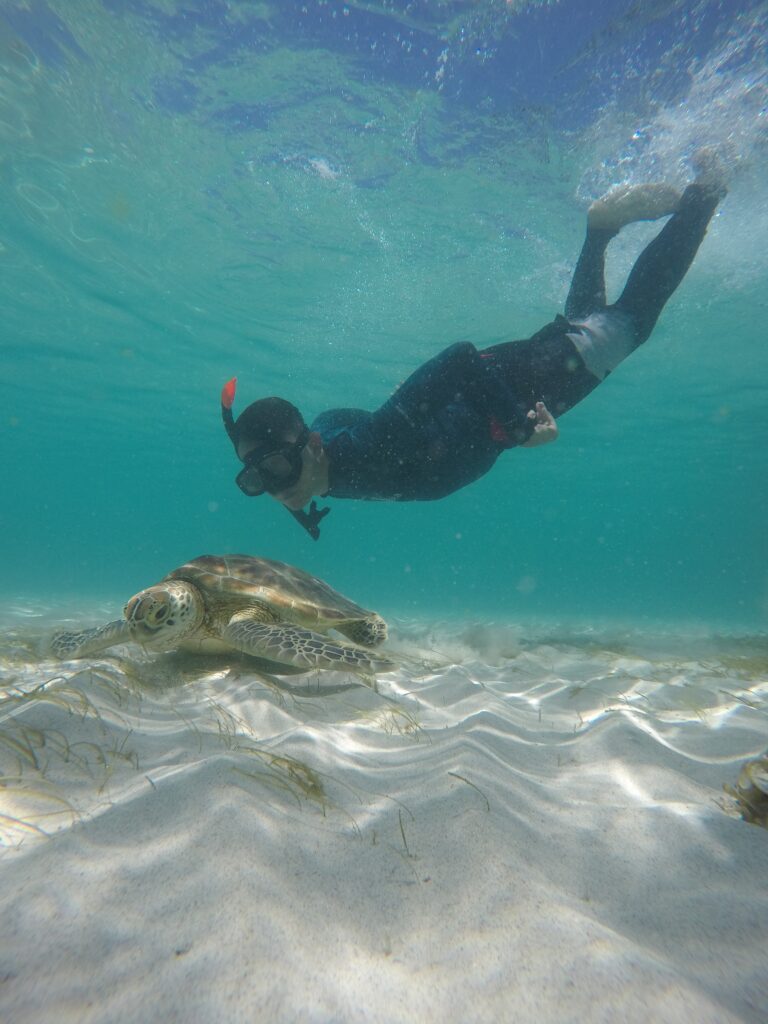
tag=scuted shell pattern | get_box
[163,554,382,632]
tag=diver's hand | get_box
[521,401,558,448]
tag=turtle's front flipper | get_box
[223,612,394,675]
[50,620,130,659]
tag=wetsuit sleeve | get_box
[315,402,425,500]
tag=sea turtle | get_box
[49,554,393,677]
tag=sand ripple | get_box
[1,608,767,1022]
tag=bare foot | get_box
[588,183,682,231]
[691,146,728,199]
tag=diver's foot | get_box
[691,146,728,200]
[587,183,682,232]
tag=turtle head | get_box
[124,582,203,649]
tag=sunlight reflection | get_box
[1,616,766,854]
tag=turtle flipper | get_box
[338,614,388,648]
[223,613,394,675]
[50,620,131,659]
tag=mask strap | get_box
[289,501,330,541]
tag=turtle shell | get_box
[162,554,377,629]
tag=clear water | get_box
[1,5,768,1020]
[1,0,766,629]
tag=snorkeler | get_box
[221,153,727,539]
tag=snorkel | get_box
[220,378,330,541]
[221,376,238,443]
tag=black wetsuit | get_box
[312,183,721,503]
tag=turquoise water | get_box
[1,0,767,630]
[2,8,768,1019]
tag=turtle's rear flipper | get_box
[338,615,388,648]
[223,613,394,676]
[49,620,130,659]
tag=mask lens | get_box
[236,464,266,496]
[235,439,306,497]
[259,452,295,481]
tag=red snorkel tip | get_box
[221,377,237,409]
[221,377,238,445]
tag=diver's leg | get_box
[565,183,682,319]
[564,228,614,319]
[614,180,725,346]
[561,171,723,380]
[479,174,720,437]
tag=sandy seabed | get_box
[0,600,766,1024]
